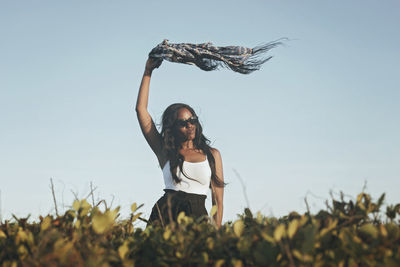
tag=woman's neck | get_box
[180,140,195,150]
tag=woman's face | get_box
[175,108,196,141]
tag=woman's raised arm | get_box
[135,58,164,163]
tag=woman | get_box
[135,57,225,228]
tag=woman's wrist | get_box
[144,68,153,76]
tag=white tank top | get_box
[162,155,212,196]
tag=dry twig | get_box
[50,178,59,216]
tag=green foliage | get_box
[1,192,399,266]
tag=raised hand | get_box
[145,57,163,74]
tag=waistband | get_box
[163,189,207,202]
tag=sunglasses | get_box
[176,116,198,128]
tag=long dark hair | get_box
[160,103,225,188]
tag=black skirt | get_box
[147,189,208,227]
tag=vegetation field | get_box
[1,192,399,266]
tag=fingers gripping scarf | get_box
[148,39,285,74]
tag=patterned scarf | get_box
[148,39,285,74]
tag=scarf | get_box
[148,39,285,74]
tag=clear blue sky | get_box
[1,1,399,227]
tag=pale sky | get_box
[1,0,399,227]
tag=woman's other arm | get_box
[211,148,224,229]
[135,58,164,163]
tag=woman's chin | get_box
[186,135,195,141]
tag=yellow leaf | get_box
[16,228,28,244]
[27,232,35,246]
[329,218,338,229]
[163,229,172,240]
[274,224,285,241]
[107,209,119,222]
[128,224,134,234]
[41,216,52,231]
[73,199,92,216]
[118,241,129,259]
[380,224,388,237]
[256,211,263,224]
[207,237,214,250]
[17,245,28,257]
[54,238,67,250]
[384,249,393,257]
[288,219,299,239]
[303,254,313,262]
[232,259,243,267]
[215,259,225,267]
[73,200,80,211]
[319,228,329,237]
[210,205,218,217]
[261,232,275,243]
[202,252,208,263]
[131,203,137,213]
[81,199,91,210]
[177,211,186,224]
[233,220,244,237]
[299,215,308,226]
[348,258,357,267]
[292,249,302,260]
[131,213,142,222]
[0,230,6,239]
[176,251,183,258]
[92,214,113,234]
[353,236,362,243]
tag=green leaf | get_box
[244,208,253,218]
[301,224,317,253]
[359,224,379,239]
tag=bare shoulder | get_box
[210,147,222,159]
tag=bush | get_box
[1,192,399,266]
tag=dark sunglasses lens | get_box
[189,118,198,124]
[176,117,198,127]
[177,120,187,127]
